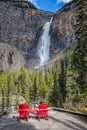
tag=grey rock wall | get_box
[50,0,76,57]
[0,43,25,72]
[0,0,53,70]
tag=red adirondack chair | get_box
[18,104,29,121]
[37,103,48,121]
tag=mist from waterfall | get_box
[37,17,53,66]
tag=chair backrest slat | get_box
[19,104,29,109]
[38,103,48,110]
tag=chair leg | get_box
[38,116,40,121]
[26,117,28,121]
[46,112,48,120]
[18,117,20,122]
[46,116,48,120]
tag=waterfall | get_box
[37,17,53,66]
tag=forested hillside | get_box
[0,0,87,113]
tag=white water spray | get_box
[37,17,53,66]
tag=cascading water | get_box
[37,17,53,66]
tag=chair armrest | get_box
[38,108,48,112]
[18,109,29,112]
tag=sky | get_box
[28,0,72,12]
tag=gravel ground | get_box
[0,110,87,130]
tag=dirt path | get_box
[0,110,87,130]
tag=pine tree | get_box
[19,65,27,98]
[6,73,11,108]
[71,0,87,94]
[37,70,48,103]
[0,73,5,111]
[45,69,53,91]
[59,59,67,103]
[31,73,38,102]
[49,71,62,107]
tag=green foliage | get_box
[71,0,87,94]
[37,71,48,103]
[59,59,67,103]
[49,72,62,107]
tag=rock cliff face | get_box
[0,43,25,72]
[50,0,76,57]
[0,0,53,70]
[0,0,76,71]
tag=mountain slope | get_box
[0,0,76,71]
[0,43,25,71]
[0,0,53,70]
[50,0,76,58]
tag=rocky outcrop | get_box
[4,0,37,9]
[50,0,76,57]
[0,43,25,72]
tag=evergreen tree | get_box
[59,59,67,103]
[71,0,87,94]
[37,71,48,103]
[49,72,62,107]
[31,73,38,102]
[0,73,5,111]
[45,69,53,91]
[6,73,11,108]
[19,65,27,98]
